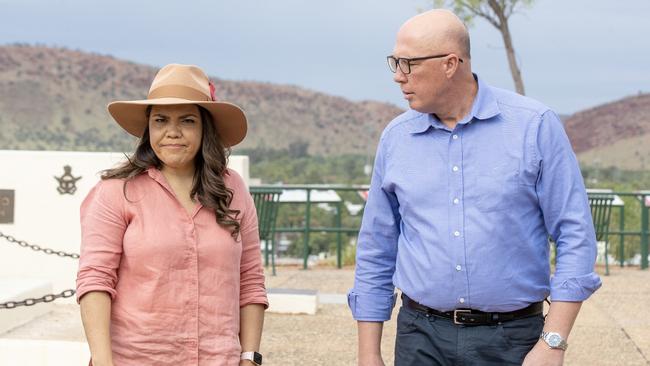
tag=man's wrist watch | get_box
[540,331,568,350]
[240,351,263,365]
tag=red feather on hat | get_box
[209,81,217,101]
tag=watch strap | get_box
[540,331,568,350]
[241,351,263,365]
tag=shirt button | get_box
[459,297,465,304]
[454,231,460,237]
[456,265,462,271]
[452,134,459,140]
[453,198,459,204]
[452,166,459,172]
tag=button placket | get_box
[449,129,468,307]
[186,219,200,354]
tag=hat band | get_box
[148,85,210,101]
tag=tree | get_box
[432,0,534,95]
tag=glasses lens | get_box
[398,59,410,74]
[387,57,397,72]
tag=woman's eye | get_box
[183,118,195,124]
[154,118,165,123]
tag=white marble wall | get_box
[0,150,249,303]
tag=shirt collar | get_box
[407,113,442,134]
[470,74,500,121]
[146,166,173,192]
[146,166,203,216]
[408,74,501,134]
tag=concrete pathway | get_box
[1,265,648,365]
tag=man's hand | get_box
[522,340,565,366]
[357,321,385,366]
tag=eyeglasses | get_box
[387,54,464,75]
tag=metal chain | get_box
[0,231,79,309]
[0,289,76,309]
[0,231,80,259]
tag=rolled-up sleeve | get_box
[76,179,127,303]
[238,183,269,309]
[348,135,400,321]
[536,111,602,301]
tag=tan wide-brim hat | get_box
[107,63,247,147]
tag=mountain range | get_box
[1,44,646,170]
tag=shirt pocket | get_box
[473,160,520,213]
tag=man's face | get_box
[391,35,448,114]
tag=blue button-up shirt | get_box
[349,75,602,321]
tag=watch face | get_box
[253,352,263,364]
[548,333,562,347]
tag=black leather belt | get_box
[402,294,543,326]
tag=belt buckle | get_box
[453,309,472,325]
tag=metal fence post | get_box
[641,195,648,270]
[336,201,342,269]
[264,239,269,267]
[619,205,625,267]
[303,189,312,270]
[271,230,277,276]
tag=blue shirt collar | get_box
[408,74,501,134]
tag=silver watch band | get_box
[540,331,568,350]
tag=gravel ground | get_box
[2,266,649,365]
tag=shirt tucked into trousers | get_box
[349,75,601,365]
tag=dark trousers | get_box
[394,305,544,366]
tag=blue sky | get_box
[1,0,648,114]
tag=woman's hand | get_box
[90,359,114,366]
[80,292,114,366]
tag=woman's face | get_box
[148,104,203,172]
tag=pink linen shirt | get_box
[76,167,268,365]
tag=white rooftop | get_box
[279,189,341,203]
[586,188,625,207]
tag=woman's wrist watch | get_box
[540,331,568,350]
[240,351,263,365]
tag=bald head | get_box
[397,9,470,59]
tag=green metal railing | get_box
[593,191,650,270]
[252,186,650,271]
[252,185,368,270]
[587,194,614,275]
[250,187,282,275]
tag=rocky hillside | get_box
[0,44,402,155]
[564,93,650,170]
[1,44,647,169]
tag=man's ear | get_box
[444,56,461,79]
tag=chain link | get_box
[0,231,79,259]
[0,231,79,309]
[0,289,76,309]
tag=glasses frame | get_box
[387,53,464,74]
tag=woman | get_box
[76,64,268,366]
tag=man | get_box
[348,9,601,366]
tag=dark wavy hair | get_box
[102,105,241,238]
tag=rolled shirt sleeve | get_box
[76,179,127,303]
[536,111,602,301]
[234,172,269,309]
[348,135,400,321]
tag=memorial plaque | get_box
[0,190,14,224]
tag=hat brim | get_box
[107,98,247,147]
